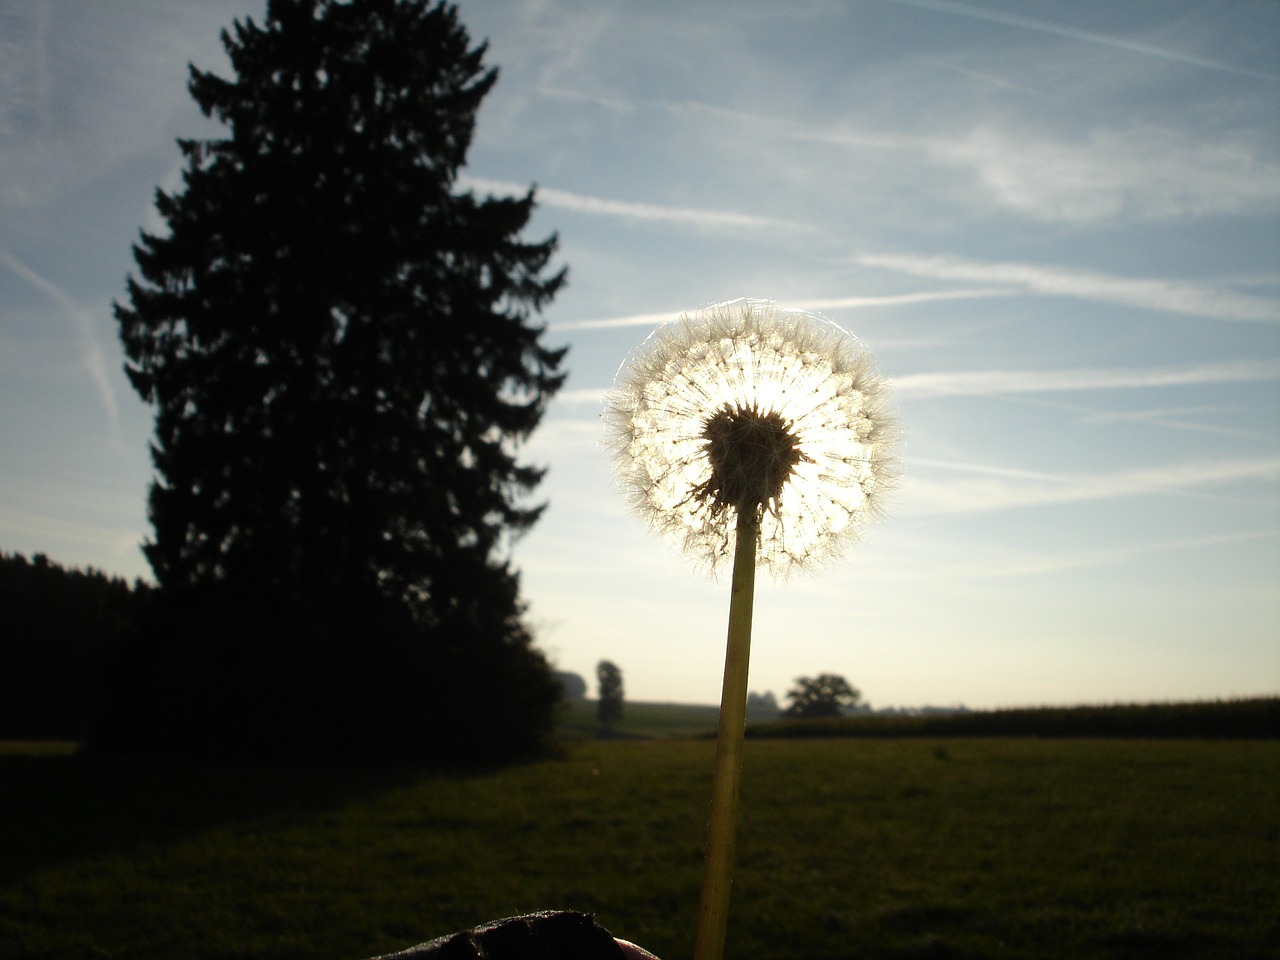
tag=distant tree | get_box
[783,673,861,719]
[596,660,624,733]
[555,671,587,702]
[746,690,780,717]
[108,0,567,760]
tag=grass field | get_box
[558,699,724,739]
[2,737,1277,960]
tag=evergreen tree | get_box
[111,0,566,760]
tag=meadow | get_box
[3,734,1277,960]
[557,699,724,739]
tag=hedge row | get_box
[746,697,1280,740]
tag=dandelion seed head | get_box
[604,297,901,577]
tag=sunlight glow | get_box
[605,299,900,577]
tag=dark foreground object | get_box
[367,912,629,960]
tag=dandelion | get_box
[605,298,900,960]
[606,298,898,577]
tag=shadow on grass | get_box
[0,746,430,886]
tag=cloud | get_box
[916,58,1053,100]
[0,251,121,445]
[1082,406,1263,439]
[553,388,609,406]
[904,456,1280,516]
[552,324,1279,416]
[895,358,1280,398]
[797,290,1014,314]
[461,175,801,233]
[0,2,57,207]
[0,505,142,561]
[929,124,1280,222]
[857,252,1280,322]
[552,288,1014,331]
[880,0,1280,84]
[536,86,918,153]
[539,83,1280,227]
[0,4,219,211]
[946,530,1279,579]
[552,309,679,333]
[0,2,51,136]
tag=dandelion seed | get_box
[605,297,900,576]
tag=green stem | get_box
[693,510,759,960]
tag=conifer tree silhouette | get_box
[113,0,566,759]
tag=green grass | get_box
[2,739,1277,960]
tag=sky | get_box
[1,0,1278,710]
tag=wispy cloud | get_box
[904,456,1280,516]
[895,359,1280,398]
[552,288,1013,331]
[0,506,142,561]
[917,57,1053,100]
[929,124,1280,222]
[0,467,146,567]
[553,388,609,407]
[0,2,56,208]
[551,309,679,333]
[797,290,1013,315]
[551,358,1280,426]
[0,1,52,138]
[540,85,1280,227]
[880,0,1280,83]
[536,86,918,152]
[947,530,1279,579]
[0,251,121,445]
[0,5,220,211]
[1082,406,1263,440]
[461,175,800,233]
[552,331,1280,417]
[857,252,1280,322]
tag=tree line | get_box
[748,697,1280,740]
[0,552,151,739]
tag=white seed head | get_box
[604,298,901,577]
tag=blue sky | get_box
[2,0,1277,708]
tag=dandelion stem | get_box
[693,509,758,960]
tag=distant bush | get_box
[747,697,1280,740]
[555,671,588,701]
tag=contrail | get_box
[0,250,122,446]
[856,251,1280,322]
[895,358,1280,397]
[462,175,803,233]
[552,288,1014,331]
[881,0,1280,84]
